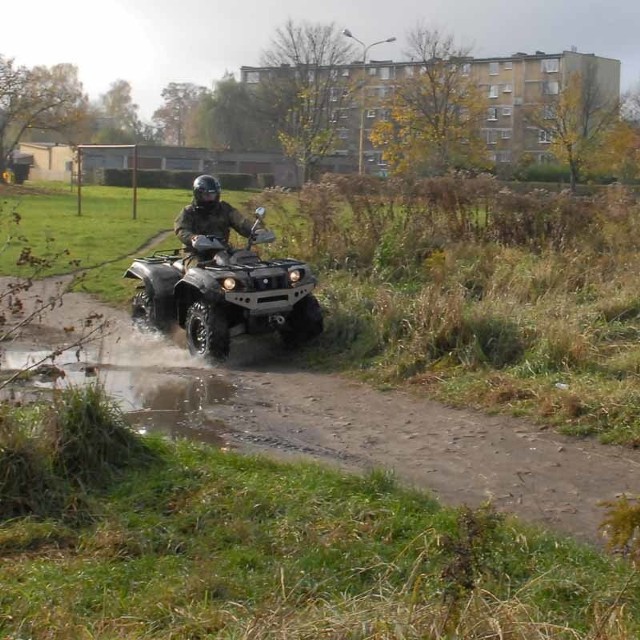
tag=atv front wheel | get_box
[185,301,230,361]
[280,294,324,348]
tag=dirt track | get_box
[2,275,640,548]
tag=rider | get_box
[174,175,255,269]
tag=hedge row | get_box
[90,169,270,191]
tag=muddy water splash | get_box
[0,329,236,447]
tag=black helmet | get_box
[193,175,221,205]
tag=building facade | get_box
[241,49,620,175]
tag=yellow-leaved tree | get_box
[370,26,489,176]
[525,62,619,192]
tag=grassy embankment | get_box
[3,178,640,637]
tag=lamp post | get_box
[342,28,396,175]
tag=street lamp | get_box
[342,28,396,175]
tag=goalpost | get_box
[76,144,139,219]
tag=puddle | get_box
[0,340,236,447]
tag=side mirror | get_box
[255,206,266,220]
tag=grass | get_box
[2,396,640,637]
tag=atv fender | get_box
[174,270,226,326]
[124,260,182,298]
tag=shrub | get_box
[48,383,158,487]
[514,162,571,183]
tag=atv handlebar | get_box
[191,207,274,253]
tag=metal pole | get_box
[77,148,82,216]
[342,30,396,176]
[359,44,369,176]
[132,144,138,220]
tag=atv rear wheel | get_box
[280,294,323,348]
[185,301,230,361]
[131,288,170,333]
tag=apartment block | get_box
[240,49,620,175]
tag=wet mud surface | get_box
[2,276,640,548]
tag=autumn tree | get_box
[88,79,160,144]
[588,86,640,184]
[0,55,87,179]
[189,74,277,152]
[526,61,619,192]
[370,26,488,176]
[152,82,208,146]
[257,19,354,183]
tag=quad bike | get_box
[124,207,323,361]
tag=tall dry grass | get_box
[260,175,640,445]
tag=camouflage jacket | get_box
[174,201,254,250]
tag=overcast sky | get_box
[4,0,640,121]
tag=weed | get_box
[0,408,64,519]
[47,382,160,488]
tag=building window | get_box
[245,71,260,83]
[368,67,377,76]
[338,128,349,140]
[341,68,350,77]
[483,129,498,145]
[500,129,511,139]
[489,85,499,98]
[541,58,559,73]
[502,83,513,93]
[489,62,499,75]
[379,67,391,80]
[487,107,498,121]
[543,104,556,119]
[495,151,512,163]
[462,63,471,76]
[379,109,391,121]
[539,129,553,144]
[503,61,513,70]
[502,107,512,116]
[543,81,559,95]
[405,66,415,76]
[366,109,376,118]
[330,88,339,102]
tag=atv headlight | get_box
[288,269,301,284]
[222,277,236,291]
